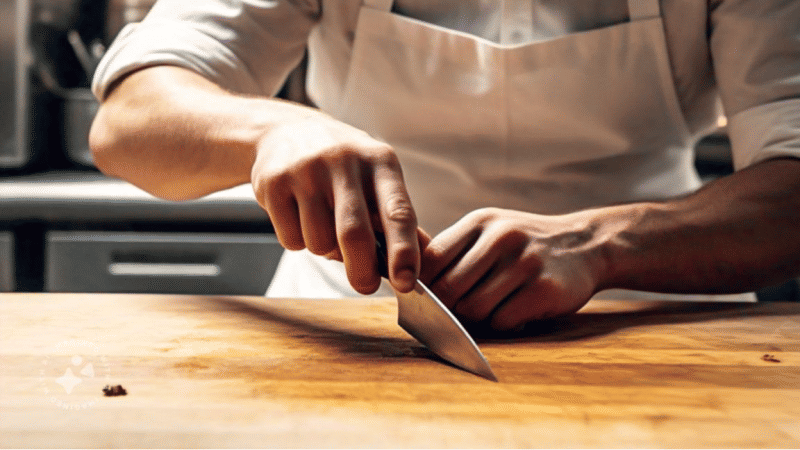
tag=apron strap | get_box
[363,0,393,11]
[628,0,661,21]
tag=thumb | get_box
[417,227,432,250]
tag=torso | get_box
[269,0,753,301]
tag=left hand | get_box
[420,207,606,331]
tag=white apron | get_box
[267,0,755,302]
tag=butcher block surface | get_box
[1,293,798,448]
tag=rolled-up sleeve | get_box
[709,0,800,169]
[92,0,320,100]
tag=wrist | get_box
[575,201,675,292]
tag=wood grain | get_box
[1,293,798,448]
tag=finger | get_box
[295,190,338,256]
[454,251,543,322]
[489,277,561,331]
[417,227,432,250]
[429,232,503,309]
[324,247,343,263]
[420,222,480,288]
[332,164,381,295]
[453,263,524,323]
[258,176,305,251]
[373,156,419,292]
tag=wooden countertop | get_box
[1,293,798,448]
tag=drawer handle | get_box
[107,263,221,277]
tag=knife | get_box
[375,235,498,382]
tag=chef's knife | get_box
[376,236,497,382]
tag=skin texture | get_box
[91,66,420,295]
[91,65,800,331]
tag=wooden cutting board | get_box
[1,293,798,448]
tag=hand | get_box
[251,115,420,294]
[420,208,605,331]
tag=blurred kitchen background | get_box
[1,0,795,300]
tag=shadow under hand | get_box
[194,296,432,360]
[468,300,799,343]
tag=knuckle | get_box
[291,160,327,192]
[465,207,500,226]
[422,239,450,262]
[369,143,399,165]
[384,194,416,224]
[251,177,266,200]
[519,251,544,272]
[322,144,358,163]
[296,189,329,209]
[252,172,286,203]
[497,229,538,256]
[492,227,528,247]
[339,200,368,222]
[337,217,372,246]
[390,240,417,261]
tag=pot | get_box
[63,88,98,167]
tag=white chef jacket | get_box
[93,0,800,301]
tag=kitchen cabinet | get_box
[0,172,282,294]
[45,231,281,294]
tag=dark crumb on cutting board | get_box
[102,385,128,396]
[761,354,781,363]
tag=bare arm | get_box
[422,157,800,330]
[599,157,800,294]
[89,66,315,201]
[90,65,421,294]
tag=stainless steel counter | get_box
[0,171,267,223]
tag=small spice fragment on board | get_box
[102,385,127,396]
[761,354,781,363]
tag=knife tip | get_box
[474,368,499,382]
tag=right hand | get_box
[251,114,421,295]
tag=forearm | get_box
[89,65,322,200]
[591,158,800,294]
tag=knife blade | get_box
[376,235,497,382]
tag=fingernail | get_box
[395,268,416,291]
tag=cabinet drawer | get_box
[45,232,283,295]
[0,232,13,292]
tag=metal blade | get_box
[375,235,497,381]
[394,280,498,382]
